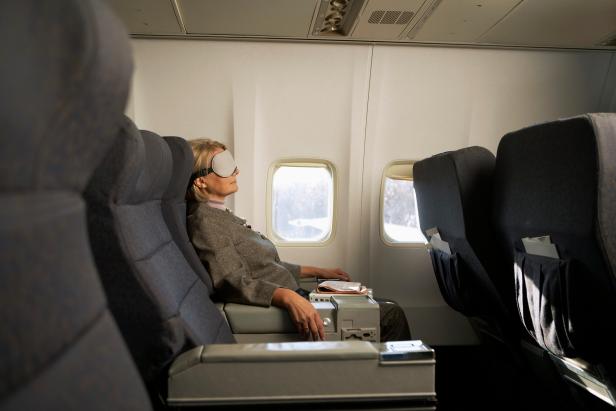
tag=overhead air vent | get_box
[312,0,366,36]
[351,0,424,40]
[368,10,414,25]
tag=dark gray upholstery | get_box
[0,0,131,192]
[414,147,516,341]
[493,113,616,362]
[0,0,151,409]
[161,136,214,293]
[85,122,234,386]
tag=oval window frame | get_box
[266,159,337,247]
[379,160,427,248]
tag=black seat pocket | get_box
[429,248,478,316]
[514,249,576,357]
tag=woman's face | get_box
[196,147,239,202]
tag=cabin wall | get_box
[602,53,616,111]
[128,39,615,344]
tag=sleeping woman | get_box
[186,138,411,342]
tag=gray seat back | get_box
[161,136,215,293]
[493,113,616,362]
[85,124,234,385]
[414,147,516,339]
[0,0,151,409]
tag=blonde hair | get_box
[187,138,227,202]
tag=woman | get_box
[187,138,410,342]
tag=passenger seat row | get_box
[0,1,152,409]
[1,1,434,409]
[414,113,616,409]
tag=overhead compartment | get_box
[479,0,616,48]
[405,0,521,43]
[106,0,183,35]
[178,0,318,38]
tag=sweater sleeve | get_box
[280,261,301,284]
[189,217,281,307]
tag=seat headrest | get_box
[130,130,173,204]
[494,113,616,276]
[495,115,596,235]
[162,136,193,201]
[87,116,142,204]
[0,0,132,192]
[94,121,172,206]
[414,146,495,242]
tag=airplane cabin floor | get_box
[433,345,614,411]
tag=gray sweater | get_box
[187,202,301,307]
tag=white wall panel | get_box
[223,42,373,283]
[129,38,614,344]
[131,40,235,147]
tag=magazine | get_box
[316,280,369,295]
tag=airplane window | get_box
[381,162,427,245]
[270,161,334,244]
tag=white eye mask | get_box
[209,150,237,177]
[191,150,238,184]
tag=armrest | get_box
[223,302,337,334]
[170,341,378,376]
[168,340,436,406]
[223,297,379,343]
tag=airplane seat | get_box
[414,146,519,344]
[0,0,152,409]
[493,113,616,407]
[161,137,358,343]
[84,122,235,391]
[86,127,436,406]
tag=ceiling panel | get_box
[480,0,616,48]
[408,0,521,43]
[107,0,616,49]
[179,0,318,37]
[106,0,183,35]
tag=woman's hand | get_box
[300,266,351,282]
[271,288,324,341]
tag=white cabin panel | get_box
[131,40,236,148]
[223,42,373,284]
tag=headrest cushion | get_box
[162,136,193,201]
[0,0,132,192]
[414,146,495,241]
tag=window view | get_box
[382,162,427,244]
[271,163,334,243]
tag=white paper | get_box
[522,236,560,259]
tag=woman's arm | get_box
[299,266,351,281]
[190,216,280,307]
[271,288,325,341]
